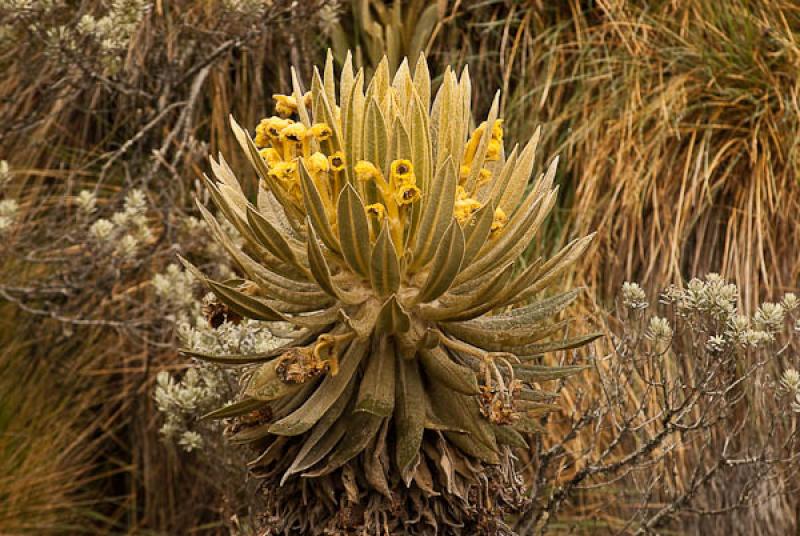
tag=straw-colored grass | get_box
[0,335,100,534]
[425,0,800,531]
[0,1,326,532]
[433,0,799,308]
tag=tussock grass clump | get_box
[0,336,106,534]
[421,1,800,532]
[434,0,800,307]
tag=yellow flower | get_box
[463,123,486,165]
[459,164,471,183]
[490,119,503,141]
[354,160,380,181]
[273,94,298,117]
[455,197,482,224]
[464,120,505,165]
[395,183,421,206]
[365,203,386,219]
[310,123,332,141]
[305,152,329,174]
[255,127,270,148]
[390,159,414,184]
[259,148,281,166]
[486,139,502,161]
[280,123,307,143]
[491,207,507,233]
[268,161,298,182]
[459,166,492,190]
[329,152,346,172]
[456,185,469,201]
[255,117,292,147]
[273,92,313,117]
[269,117,293,137]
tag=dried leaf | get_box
[269,339,368,436]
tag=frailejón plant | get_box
[182,51,597,534]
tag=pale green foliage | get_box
[624,273,798,381]
[3,0,149,75]
[221,0,269,15]
[155,366,228,451]
[152,262,284,455]
[780,368,800,394]
[621,281,648,310]
[0,160,9,189]
[178,315,281,357]
[0,199,18,235]
[89,219,114,241]
[754,302,786,333]
[153,263,197,318]
[76,0,149,50]
[114,234,139,259]
[781,367,800,414]
[83,188,152,259]
[75,0,149,73]
[76,190,97,214]
[782,293,799,312]
[317,1,340,36]
[641,274,785,351]
[574,275,800,534]
[0,0,56,9]
[645,316,672,351]
[0,161,15,235]
[0,199,17,217]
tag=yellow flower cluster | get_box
[254,95,339,210]
[254,94,508,248]
[354,158,420,248]
[455,119,507,233]
[272,92,313,118]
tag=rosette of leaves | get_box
[181,52,597,534]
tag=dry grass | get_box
[0,0,326,532]
[425,0,800,532]
[433,0,800,307]
[0,327,104,534]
